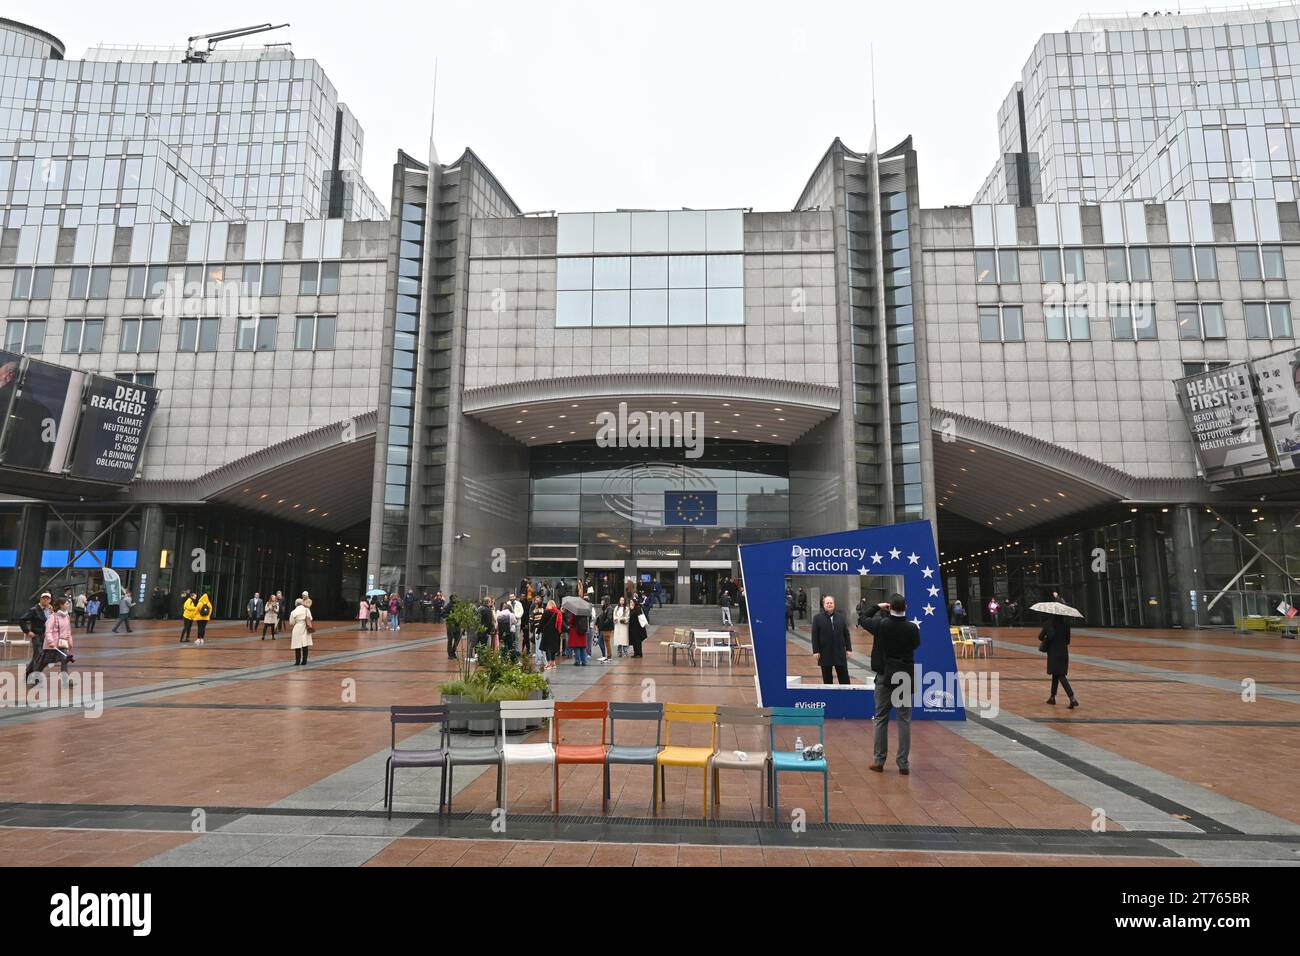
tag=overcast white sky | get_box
[8,0,1255,212]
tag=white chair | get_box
[962,626,993,659]
[694,631,732,670]
[500,699,556,813]
[0,625,29,660]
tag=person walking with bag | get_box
[1039,612,1079,708]
[193,591,213,645]
[27,597,74,686]
[628,597,648,658]
[611,596,630,658]
[862,593,921,775]
[112,591,134,633]
[18,592,53,680]
[290,597,314,666]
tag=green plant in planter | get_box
[438,679,470,698]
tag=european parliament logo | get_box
[663,490,717,526]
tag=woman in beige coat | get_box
[290,597,314,666]
[611,596,631,657]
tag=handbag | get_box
[1038,635,1049,653]
[637,613,648,629]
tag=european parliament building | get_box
[2,8,1300,628]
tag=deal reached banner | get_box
[1174,362,1272,482]
[67,377,159,483]
[1252,345,1300,473]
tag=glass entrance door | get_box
[690,569,721,605]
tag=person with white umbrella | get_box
[1031,598,1081,709]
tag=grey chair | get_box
[603,702,664,814]
[383,705,450,819]
[710,706,772,817]
[445,702,503,813]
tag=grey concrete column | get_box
[1135,511,1168,628]
[1170,505,1203,629]
[135,504,166,618]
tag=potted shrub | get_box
[495,683,531,733]
[466,677,498,734]
[438,678,471,732]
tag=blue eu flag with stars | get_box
[664,490,718,526]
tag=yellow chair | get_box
[951,626,974,659]
[655,703,717,817]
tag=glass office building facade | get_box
[0,17,384,224]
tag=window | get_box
[1171,246,1195,281]
[1111,303,1156,340]
[1129,248,1152,282]
[115,372,156,387]
[1104,248,1128,281]
[998,250,1019,284]
[1182,361,1231,377]
[236,316,277,351]
[1178,302,1225,340]
[1039,249,1062,283]
[179,317,220,352]
[126,265,169,299]
[261,264,282,296]
[979,305,1023,342]
[1062,248,1086,282]
[555,251,742,326]
[299,262,319,295]
[1194,247,1218,281]
[319,262,340,295]
[1047,304,1089,340]
[68,266,111,299]
[4,319,45,353]
[1237,247,1262,281]
[294,314,336,350]
[975,250,996,283]
[1246,302,1294,339]
[120,318,161,353]
[10,267,53,300]
[61,318,103,354]
[1262,246,1286,281]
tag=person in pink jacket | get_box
[26,597,74,685]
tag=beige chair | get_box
[710,706,772,817]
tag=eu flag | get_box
[664,490,718,526]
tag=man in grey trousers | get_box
[860,593,921,775]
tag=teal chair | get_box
[769,706,828,823]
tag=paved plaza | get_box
[2,617,1296,867]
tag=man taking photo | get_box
[861,593,921,775]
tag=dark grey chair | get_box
[384,705,450,819]
[603,702,663,814]
[445,702,503,812]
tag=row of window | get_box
[976,245,1288,284]
[977,300,1294,342]
[8,262,342,301]
[3,314,337,355]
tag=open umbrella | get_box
[366,588,388,597]
[561,595,592,616]
[1030,601,1083,618]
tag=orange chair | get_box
[553,701,609,813]
[655,703,717,817]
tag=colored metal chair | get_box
[655,703,717,817]
[500,699,556,813]
[710,706,771,817]
[444,702,503,813]
[769,705,829,823]
[383,705,450,819]
[553,700,609,813]
[604,702,664,814]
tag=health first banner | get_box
[1174,362,1272,482]
[66,377,159,483]
[1252,345,1300,473]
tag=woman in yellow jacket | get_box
[180,591,198,643]
[194,592,213,645]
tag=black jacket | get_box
[1038,616,1071,675]
[862,606,921,676]
[810,609,852,667]
[18,604,49,637]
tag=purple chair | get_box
[384,705,450,818]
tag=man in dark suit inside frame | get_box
[810,593,852,685]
